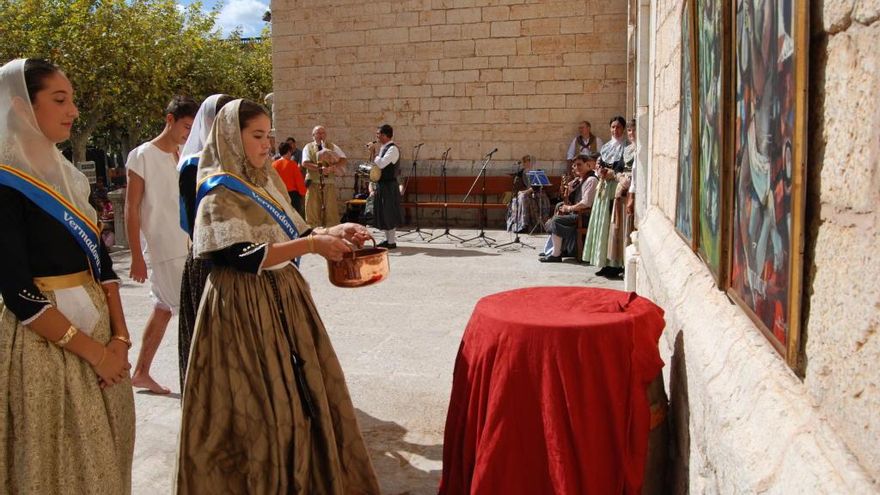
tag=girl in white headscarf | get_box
[176,99,380,494]
[0,58,134,493]
[176,93,234,390]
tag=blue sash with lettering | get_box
[178,155,199,236]
[196,172,301,249]
[0,165,101,279]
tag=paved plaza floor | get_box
[120,229,622,494]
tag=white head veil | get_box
[0,58,94,219]
[178,93,225,169]
[192,99,308,258]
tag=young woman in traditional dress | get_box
[176,99,380,494]
[0,58,135,493]
[176,93,234,390]
[581,115,631,277]
[505,154,550,233]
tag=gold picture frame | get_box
[725,0,808,370]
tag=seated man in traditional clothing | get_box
[539,154,599,262]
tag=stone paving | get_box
[119,229,622,494]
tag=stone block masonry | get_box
[271,0,628,225]
[635,0,880,490]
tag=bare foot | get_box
[131,373,171,395]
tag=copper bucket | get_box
[327,239,389,288]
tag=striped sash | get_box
[0,165,101,278]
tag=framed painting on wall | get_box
[675,0,699,246]
[695,0,728,284]
[728,0,808,367]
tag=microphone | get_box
[364,140,377,149]
[414,142,424,149]
[485,148,498,157]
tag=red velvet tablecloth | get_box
[439,287,665,495]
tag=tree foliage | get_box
[0,0,273,162]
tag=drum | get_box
[369,164,382,182]
[357,161,382,183]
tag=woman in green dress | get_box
[176,99,380,494]
[582,116,630,276]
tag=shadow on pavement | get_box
[356,409,442,495]
[393,246,501,258]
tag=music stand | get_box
[527,170,551,187]
[460,152,496,247]
[497,169,548,250]
[527,169,552,236]
[398,144,431,241]
[428,149,464,243]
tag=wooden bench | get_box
[399,175,562,211]
[398,175,562,227]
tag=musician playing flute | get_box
[366,124,402,249]
[301,125,346,227]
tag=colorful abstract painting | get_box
[696,0,724,278]
[730,0,800,347]
[675,0,695,242]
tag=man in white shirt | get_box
[301,125,347,227]
[125,96,197,394]
[366,124,402,248]
[567,120,604,162]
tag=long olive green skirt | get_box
[582,179,618,268]
[0,280,135,494]
[176,264,379,494]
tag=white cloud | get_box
[216,0,269,37]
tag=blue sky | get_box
[178,0,270,37]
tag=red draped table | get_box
[439,287,665,495]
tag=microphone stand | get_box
[398,144,431,240]
[495,163,534,250]
[460,151,496,247]
[428,149,464,243]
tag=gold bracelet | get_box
[307,235,316,253]
[111,335,132,349]
[55,325,78,348]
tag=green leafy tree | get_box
[0,0,273,163]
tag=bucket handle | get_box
[349,237,376,260]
